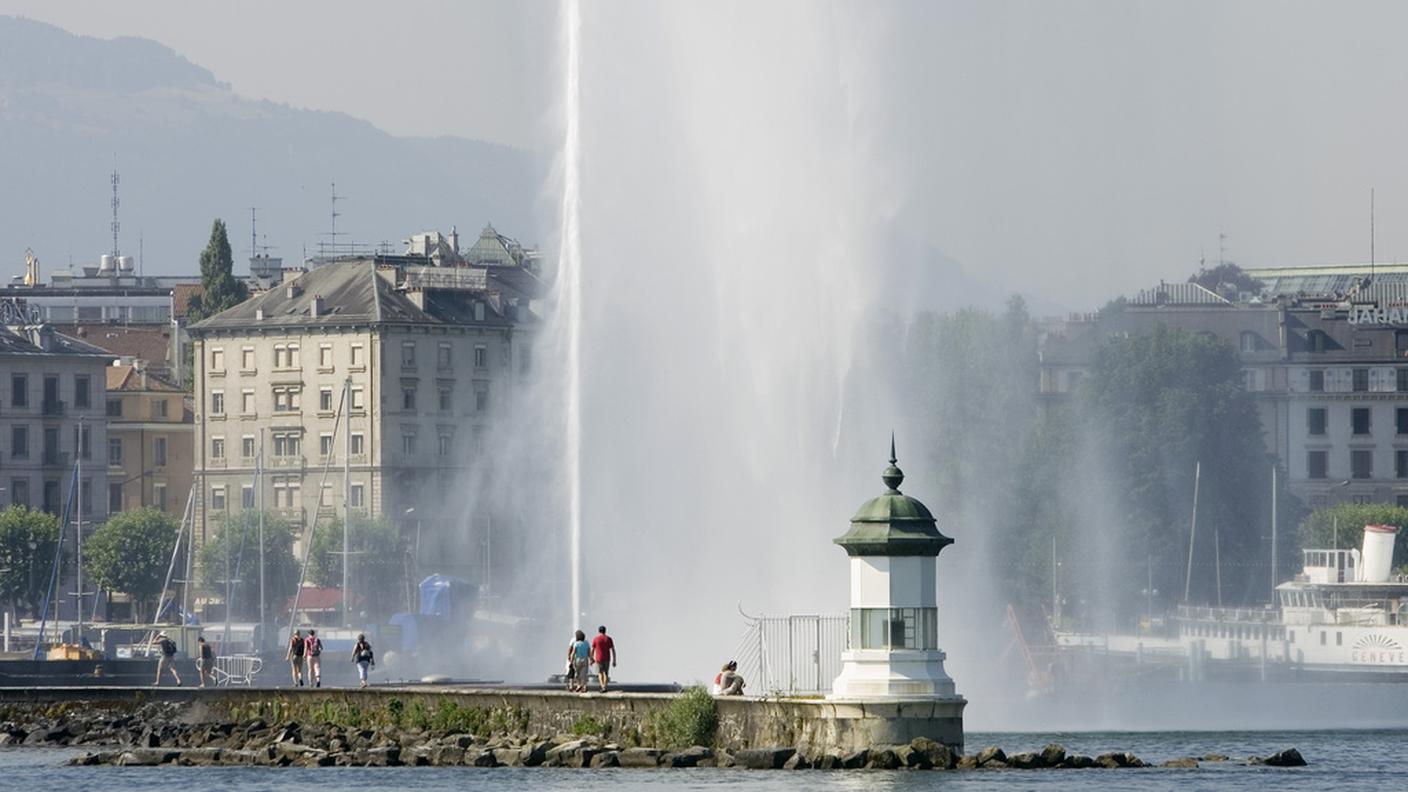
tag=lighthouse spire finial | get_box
[882,433,904,492]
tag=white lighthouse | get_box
[830,439,964,704]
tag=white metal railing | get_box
[1177,605,1280,623]
[212,654,263,686]
[403,267,488,292]
[732,610,848,696]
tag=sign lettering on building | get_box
[1348,306,1408,326]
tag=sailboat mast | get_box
[1184,461,1201,603]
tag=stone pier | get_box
[0,685,963,755]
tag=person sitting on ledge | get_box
[717,660,745,696]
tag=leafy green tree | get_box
[903,296,1038,524]
[1082,324,1296,610]
[185,219,248,322]
[1188,262,1264,295]
[1301,503,1408,571]
[0,506,60,617]
[198,513,300,621]
[900,297,1042,619]
[84,508,179,622]
[308,514,406,619]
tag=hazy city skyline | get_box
[5,0,1408,310]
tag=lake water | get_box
[5,729,1402,791]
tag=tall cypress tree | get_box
[187,219,248,321]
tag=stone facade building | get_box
[1040,271,1408,509]
[104,364,193,519]
[0,322,110,519]
[188,250,539,561]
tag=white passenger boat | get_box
[1048,524,1408,683]
[1176,524,1408,677]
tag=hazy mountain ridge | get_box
[0,16,539,277]
[0,16,220,94]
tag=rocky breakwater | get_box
[0,697,1307,771]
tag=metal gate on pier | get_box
[732,611,848,695]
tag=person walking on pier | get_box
[591,625,616,693]
[153,632,182,687]
[304,629,324,688]
[352,634,375,688]
[286,629,306,687]
[567,630,590,692]
[195,636,215,688]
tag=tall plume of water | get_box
[559,0,584,635]
[560,2,913,679]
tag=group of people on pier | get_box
[150,629,375,689]
[565,625,617,692]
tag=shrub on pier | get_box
[644,687,717,749]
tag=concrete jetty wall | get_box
[0,686,964,754]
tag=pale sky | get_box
[7,0,1408,308]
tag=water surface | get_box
[5,730,1400,791]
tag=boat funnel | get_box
[1359,525,1398,583]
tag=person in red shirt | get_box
[590,625,616,692]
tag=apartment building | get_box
[188,254,539,557]
[105,364,193,518]
[0,321,110,518]
[1040,273,1408,508]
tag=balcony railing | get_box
[272,507,305,524]
[41,399,65,416]
[41,451,69,468]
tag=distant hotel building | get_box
[0,321,110,518]
[1041,264,1408,509]
[188,225,542,566]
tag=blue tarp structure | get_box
[418,574,476,617]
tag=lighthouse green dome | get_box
[834,438,953,558]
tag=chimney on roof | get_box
[287,284,302,299]
[310,294,325,317]
[255,307,265,321]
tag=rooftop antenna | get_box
[324,181,346,256]
[1218,226,1228,268]
[1371,187,1376,282]
[110,162,121,258]
[138,230,144,278]
[251,206,259,260]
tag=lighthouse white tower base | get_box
[831,647,959,699]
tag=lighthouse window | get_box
[1336,632,1343,646]
[1320,631,1326,646]
[850,608,938,650]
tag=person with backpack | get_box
[286,629,306,687]
[153,631,182,687]
[304,629,324,688]
[351,633,374,688]
[195,636,215,688]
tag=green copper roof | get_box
[835,437,953,558]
